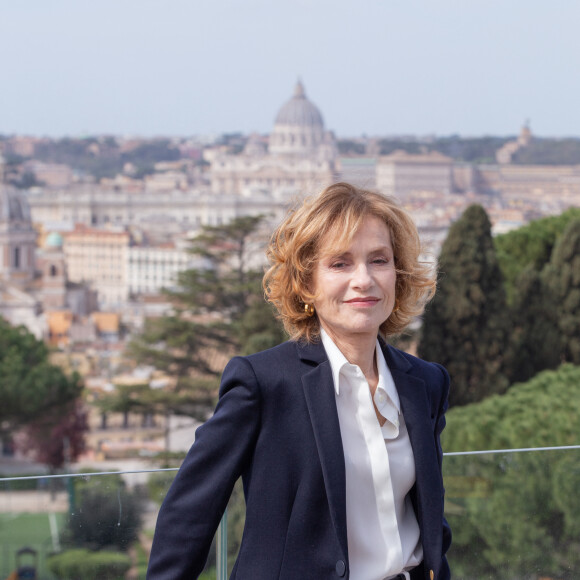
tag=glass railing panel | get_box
[0,469,187,580]
[443,448,580,579]
[2,447,579,579]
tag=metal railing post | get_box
[216,508,228,580]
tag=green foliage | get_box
[544,218,580,364]
[443,364,580,578]
[19,399,88,469]
[494,207,580,303]
[443,364,580,452]
[418,205,510,406]
[0,512,66,578]
[431,135,511,163]
[124,140,181,166]
[47,548,131,580]
[492,209,580,384]
[130,315,226,381]
[200,478,247,576]
[376,134,580,164]
[504,267,560,384]
[378,139,423,156]
[336,139,366,155]
[226,479,246,569]
[10,170,44,189]
[0,317,82,435]
[129,215,285,418]
[512,137,580,165]
[134,541,150,578]
[446,452,580,579]
[0,473,46,490]
[146,470,178,506]
[376,135,512,162]
[33,137,182,180]
[234,299,287,356]
[64,477,144,552]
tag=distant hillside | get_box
[512,137,580,165]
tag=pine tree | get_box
[0,317,83,435]
[128,215,285,417]
[544,218,580,364]
[418,205,510,406]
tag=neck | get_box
[323,327,378,382]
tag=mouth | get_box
[344,297,380,305]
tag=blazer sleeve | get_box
[434,362,452,579]
[146,356,261,580]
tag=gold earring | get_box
[392,299,400,313]
[304,303,315,317]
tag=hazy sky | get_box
[2,0,579,138]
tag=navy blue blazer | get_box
[147,338,451,580]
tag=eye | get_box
[371,256,391,265]
[330,261,347,269]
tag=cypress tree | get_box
[505,267,560,384]
[494,206,580,304]
[544,218,580,364]
[418,204,510,406]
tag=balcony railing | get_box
[1,444,579,580]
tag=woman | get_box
[147,182,451,580]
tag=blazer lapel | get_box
[297,341,348,561]
[296,339,442,568]
[381,342,443,560]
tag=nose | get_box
[352,262,372,289]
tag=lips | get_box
[344,297,380,304]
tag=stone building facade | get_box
[209,80,338,200]
[376,150,454,197]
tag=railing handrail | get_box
[1,444,580,483]
[444,444,580,456]
[0,467,178,483]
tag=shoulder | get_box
[227,340,301,373]
[384,343,450,419]
[382,340,450,394]
[244,340,301,363]
[222,340,306,385]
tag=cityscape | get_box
[3,0,580,576]
[2,80,580,579]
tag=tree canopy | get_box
[443,364,580,452]
[504,266,560,384]
[512,137,580,165]
[0,318,83,436]
[33,137,182,181]
[127,215,285,419]
[544,218,580,364]
[494,207,580,304]
[493,211,580,383]
[418,205,510,406]
[64,473,143,552]
[443,364,580,578]
[18,399,88,469]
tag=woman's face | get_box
[311,215,397,346]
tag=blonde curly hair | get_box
[263,182,437,342]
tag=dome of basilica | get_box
[274,81,324,129]
[270,81,329,157]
